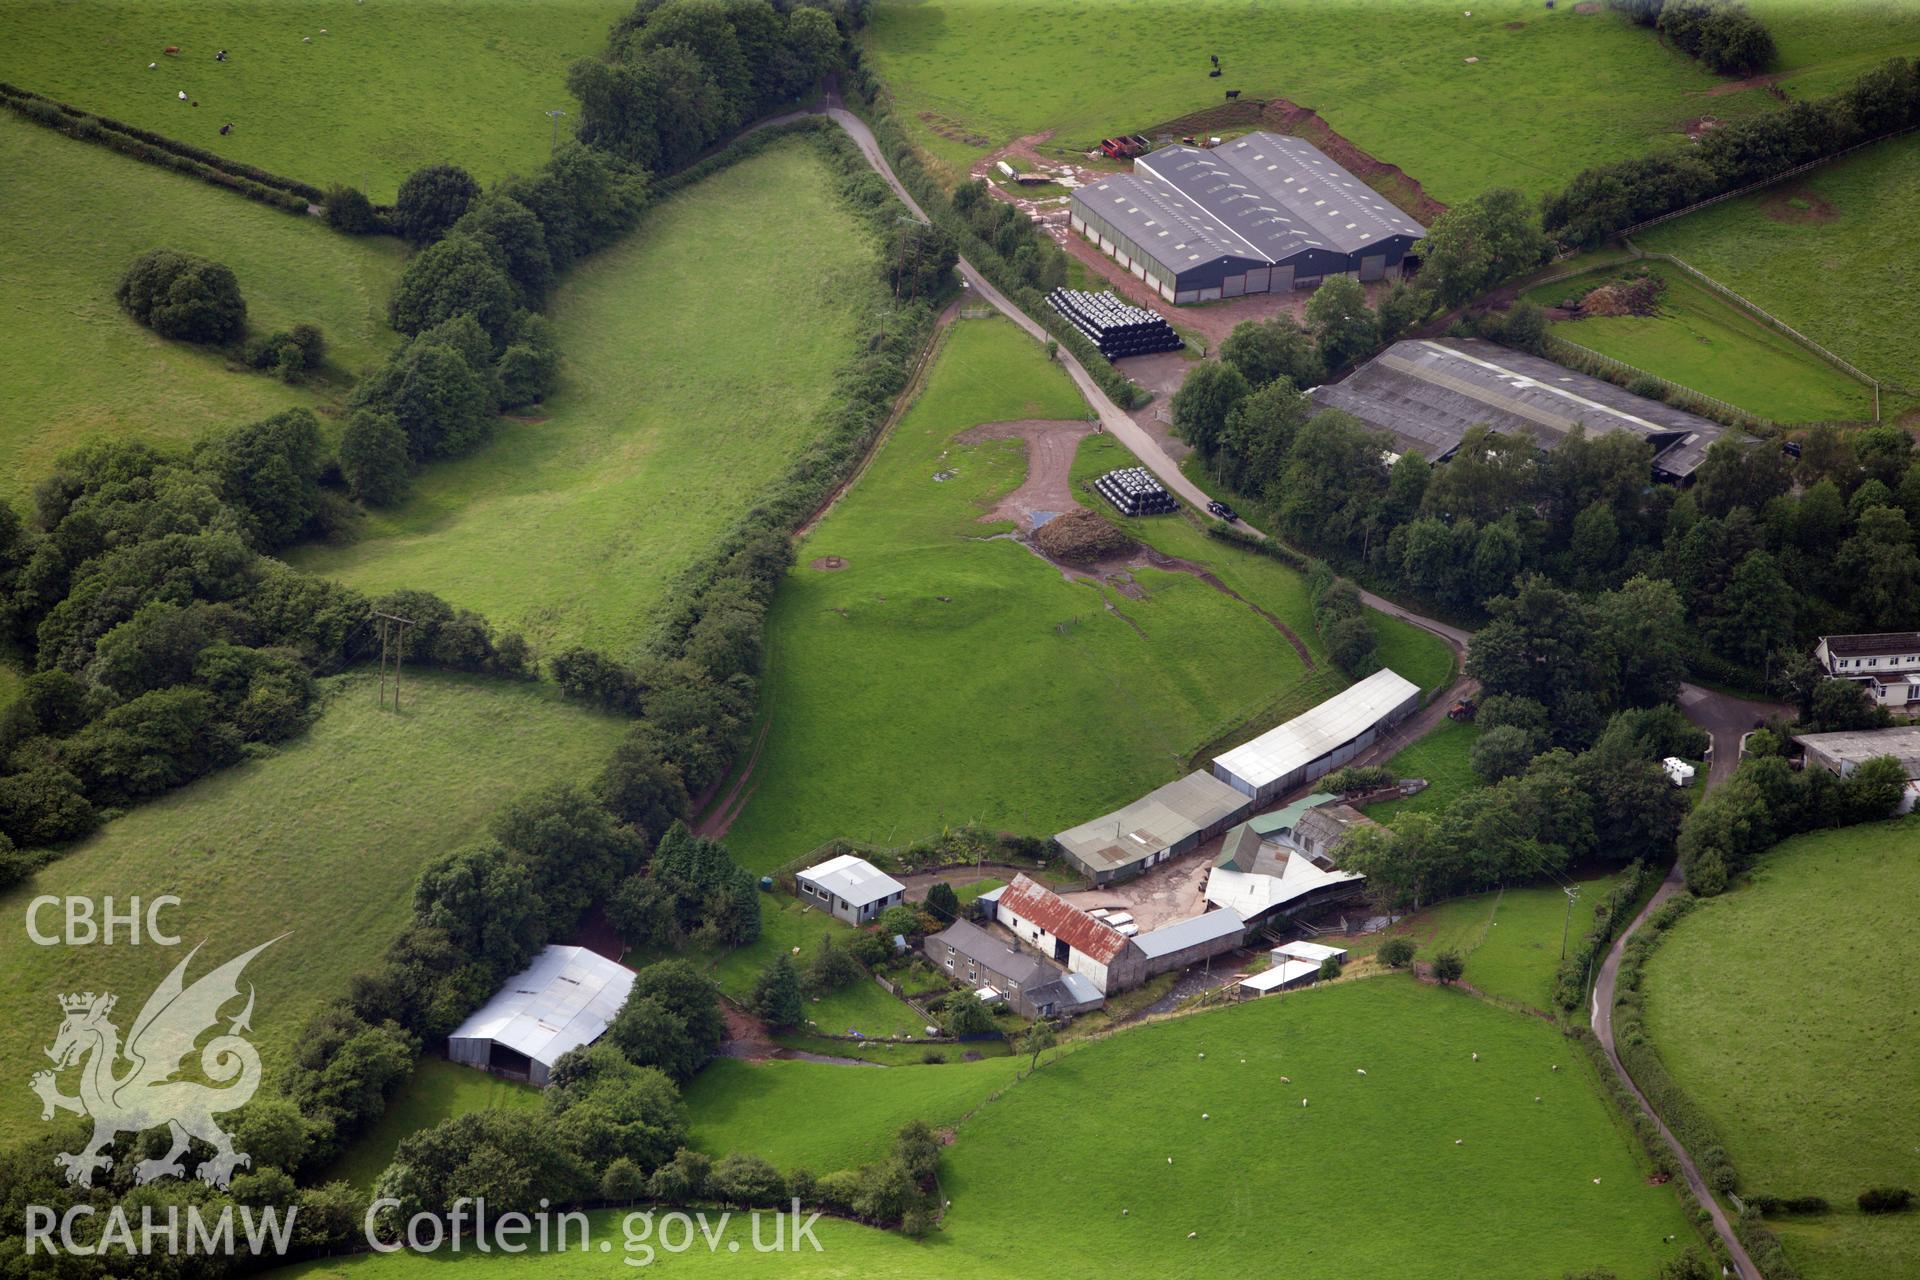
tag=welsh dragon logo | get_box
[30,938,282,1189]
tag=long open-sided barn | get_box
[1312,337,1735,483]
[1069,131,1426,304]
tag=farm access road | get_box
[797,98,1766,1275]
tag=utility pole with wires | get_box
[1559,883,1582,960]
[544,108,569,156]
[375,611,416,712]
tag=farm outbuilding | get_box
[1068,131,1426,304]
[1133,908,1247,977]
[1212,669,1420,806]
[1309,338,1735,483]
[447,946,636,1086]
[990,874,1148,994]
[795,853,906,925]
[1053,770,1252,885]
[925,919,1105,1019]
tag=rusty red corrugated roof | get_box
[997,874,1130,965]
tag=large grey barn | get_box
[1311,337,1733,482]
[1069,131,1426,304]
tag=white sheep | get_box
[177,90,187,99]
[1197,1052,1205,1059]
[1166,1156,1173,1164]
[1121,1209,1129,1217]
[148,62,157,69]
[1301,1098,1309,1107]
[1551,1064,1560,1072]
[1356,1068,1367,1076]
[1187,1232,1198,1239]
[1280,1075,1291,1083]
[1592,1178,1601,1185]
[1201,1112,1209,1120]
[1472,1052,1479,1061]
[1455,1139,1464,1145]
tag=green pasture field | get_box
[328,1056,542,1189]
[682,1054,1026,1175]
[1750,0,1920,98]
[289,141,883,659]
[280,976,1693,1280]
[0,0,624,200]
[863,0,1781,201]
[717,315,1356,872]
[942,975,1692,1278]
[1351,869,1631,1012]
[1526,259,1873,422]
[0,670,625,1143]
[1641,818,1920,1280]
[1636,137,1920,406]
[1367,716,1483,823]
[0,113,404,498]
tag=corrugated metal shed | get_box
[447,946,635,1086]
[1134,908,1246,959]
[1053,770,1252,880]
[1213,669,1419,804]
[1311,338,1735,481]
[995,874,1131,965]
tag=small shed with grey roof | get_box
[1796,726,1920,779]
[1069,131,1425,304]
[1310,338,1735,482]
[1053,770,1253,885]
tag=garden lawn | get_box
[278,976,1694,1279]
[1527,260,1872,422]
[327,1057,542,1189]
[0,670,626,1143]
[1636,137,1920,406]
[682,1055,1025,1174]
[1367,716,1482,822]
[718,316,1339,872]
[0,0,624,199]
[1641,819,1920,1280]
[289,140,883,659]
[862,0,1778,200]
[0,113,405,498]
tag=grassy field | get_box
[943,975,1692,1278]
[1641,818,1920,1280]
[282,976,1692,1279]
[328,1056,542,1189]
[1637,137,1920,406]
[718,315,1359,872]
[1526,259,1874,423]
[0,113,405,498]
[1367,716,1482,823]
[0,670,626,1143]
[0,0,624,199]
[1751,0,1920,98]
[862,0,1786,201]
[682,1055,1026,1174]
[289,141,883,659]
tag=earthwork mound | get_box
[1033,508,1138,564]
[1761,185,1837,224]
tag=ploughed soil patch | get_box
[1760,185,1837,224]
[1136,96,1446,223]
[1695,70,1788,98]
[810,555,848,571]
[959,418,1095,531]
[1034,508,1137,563]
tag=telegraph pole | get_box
[544,108,569,156]
[1559,884,1582,960]
[375,611,416,712]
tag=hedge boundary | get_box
[0,80,384,219]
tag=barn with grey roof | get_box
[1069,131,1426,304]
[1311,337,1735,482]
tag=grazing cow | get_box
[1225,89,1241,101]
[219,123,233,136]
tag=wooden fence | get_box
[1542,335,1769,429]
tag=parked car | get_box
[1206,500,1238,522]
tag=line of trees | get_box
[1543,56,1920,247]
[1612,0,1775,76]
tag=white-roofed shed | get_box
[447,945,635,1086]
[1212,669,1419,805]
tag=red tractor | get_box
[1446,697,1476,722]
